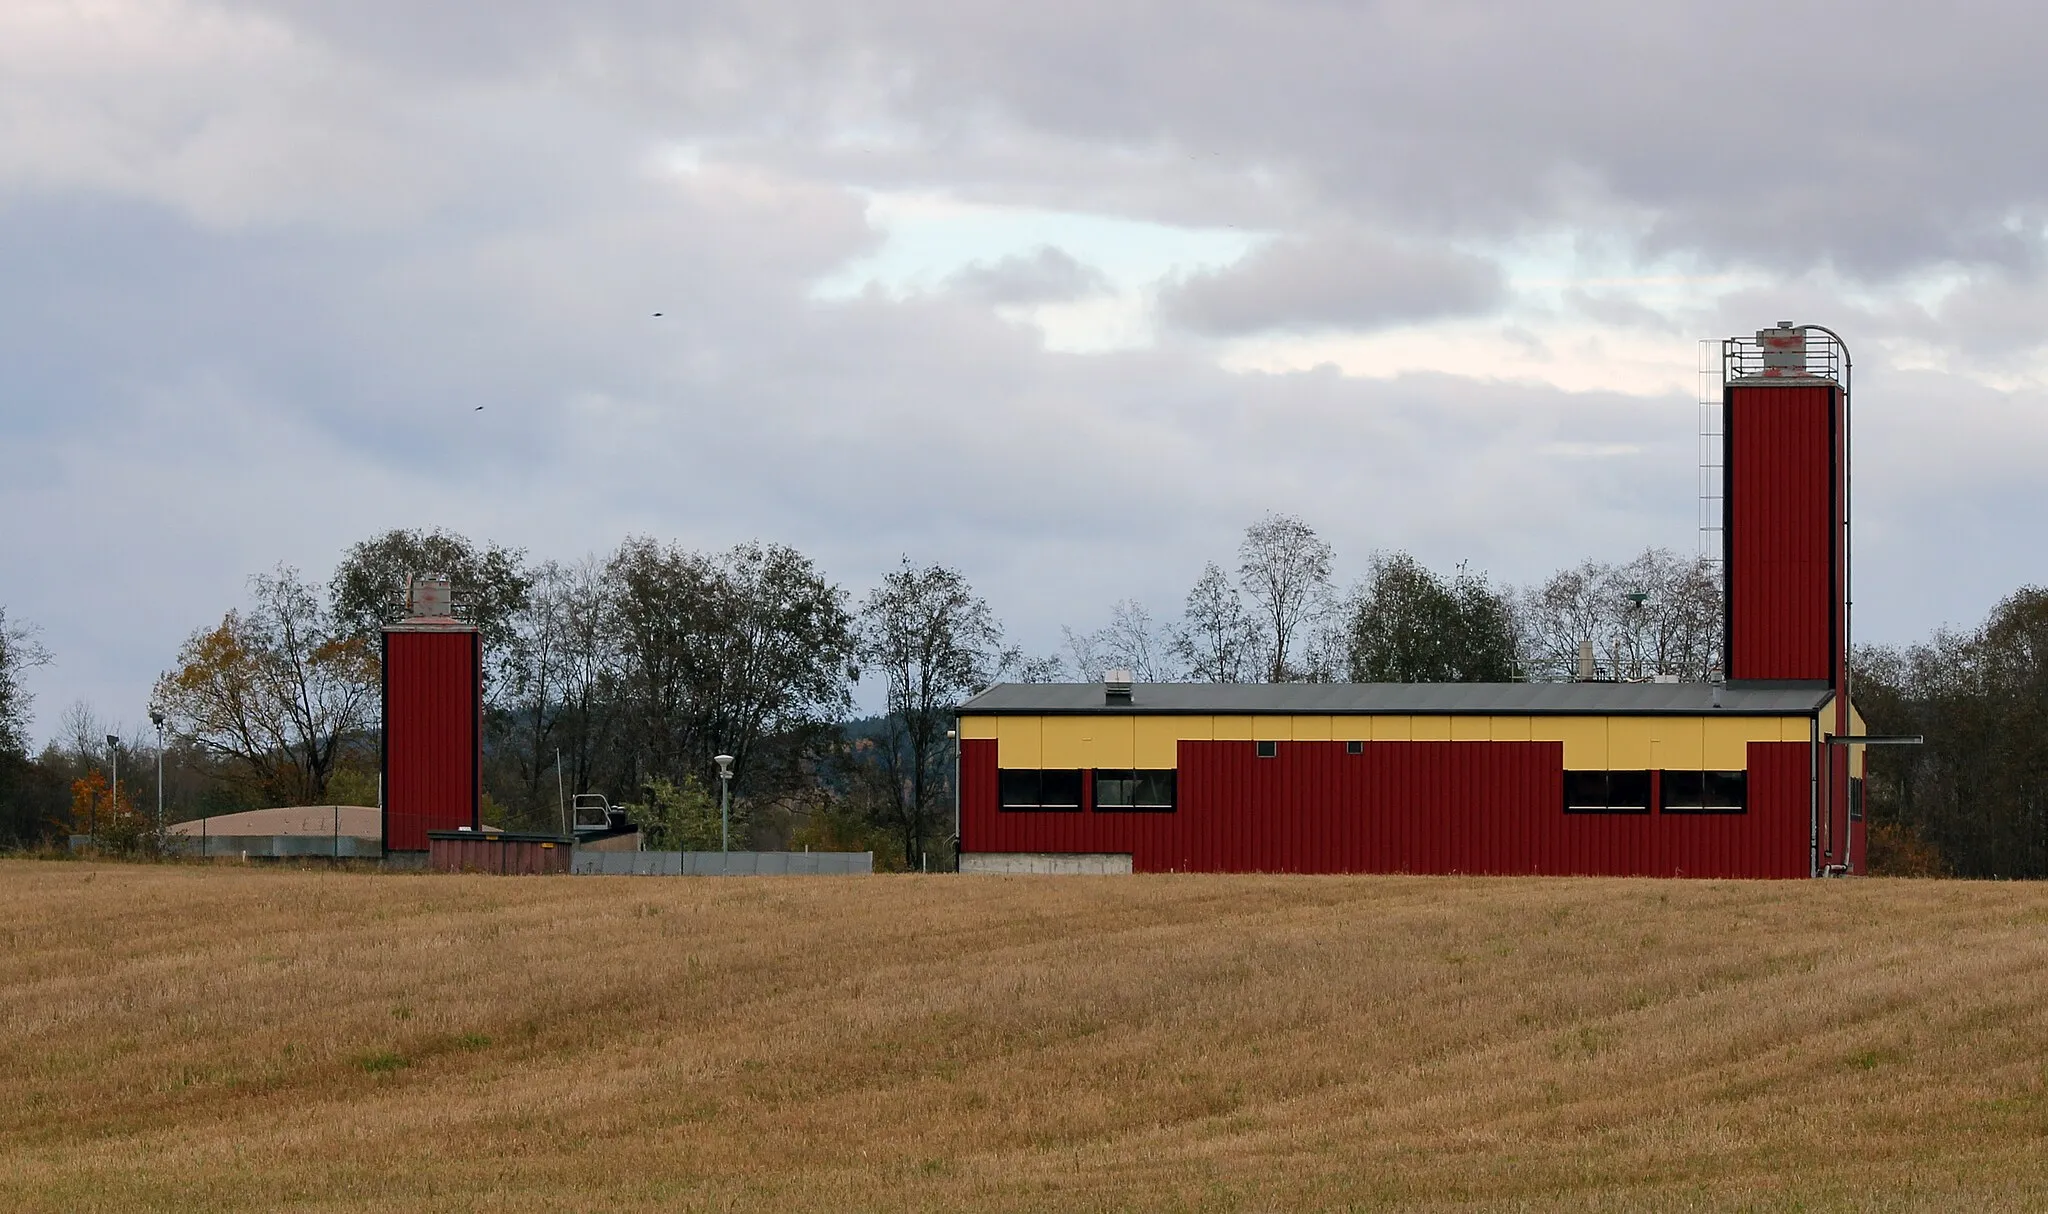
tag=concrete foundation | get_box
[960,852,1133,875]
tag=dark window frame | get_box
[1659,769,1748,815]
[997,768,1086,812]
[1094,769,1177,813]
[1346,740,1364,755]
[1256,740,1278,758]
[1563,770,1653,815]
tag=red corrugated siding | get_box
[382,630,480,852]
[429,835,570,874]
[1727,383,1838,682]
[961,737,1814,879]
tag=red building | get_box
[957,325,1868,878]
[381,578,481,853]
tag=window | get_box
[1660,770,1747,814]
[1850,776,1865,823]
[1095,769,1176,812]
[1346,740,1364,755]
[1563,770,1651,814]
[998,769,1084,811]
[1256,740,1278,758]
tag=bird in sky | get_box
[653,312,663,317]
[474,405,484,411]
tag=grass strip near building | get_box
[1,861,2044,1211]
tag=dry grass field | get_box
[2,861,2044,1212]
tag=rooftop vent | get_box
[1104,669,1133,705]
[406,576,454,619]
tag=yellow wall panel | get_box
[1332,716,1370,741]
[1783,716,1816,743]
[996,716,1040,767]
[1040,717,1094,768]
[1410,716,1452,741]
[1251,716,1292,741]
[1291,715,1332,741]
[1489,716,1531,742]
[1532,717,1606,769]
[1608,717,1656,769]
[1212,715,1255,740]
[1702,719,1748,769]
[1651,717,1705,771]
[1370,716,1411,741]
[1450,716,1490,742]
[960,716,997,740]
[1091,715,1136,769]
[1134,718,1185,768]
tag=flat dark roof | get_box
[959,681,1832,717]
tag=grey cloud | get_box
[4,0,2046,741]
[944,246,1110,305]
[1159,233,1503,336]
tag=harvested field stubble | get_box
[1,863,2044,1211]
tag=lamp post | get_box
[713,754,734,854]
[106,735,121,825]
[149,707,166,839]
[947,727,959,872]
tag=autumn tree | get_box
[496,557,623,813]
[858,560,1007,868]
[154,567,379,806]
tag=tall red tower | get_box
[381,577,482,854]
[1721,324,1853,871]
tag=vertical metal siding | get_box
[382,630,481,852]
[1726,384,1838,681]
[963,736,1816,879]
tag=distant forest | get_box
[2,521,2041,877]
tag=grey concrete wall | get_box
[570,850,873,876]
[960,852,1134,875]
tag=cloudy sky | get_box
[7,1,2048,742]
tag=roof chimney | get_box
[1104,669,1133,705]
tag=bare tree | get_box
[1237,514,1334,682]
[1519,549,1720,681]
[1173,562,1259,683]
[0,607,51,761]
[154,567,379,805]
[859,560,1007,868]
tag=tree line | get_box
[0,517,2039,877]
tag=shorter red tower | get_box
[381,577,481,853]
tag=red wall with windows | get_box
[1726,383,1839,682]
[381,628,481,852]
[962,738,1811,878]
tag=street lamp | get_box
[947,728,959,872]
[149,706,166,839]
[106,735,121,825]
[713,754,735,854]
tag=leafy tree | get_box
[1237,514,1334,682]
[858,559,1007,869]
[1347,553,1518,682]
[623,775,742,852]
[154,567,379,806]
[329,528,533,657]
[1857,587,2048,879]
[1172,562,1259,683]
[607,538,854,798]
